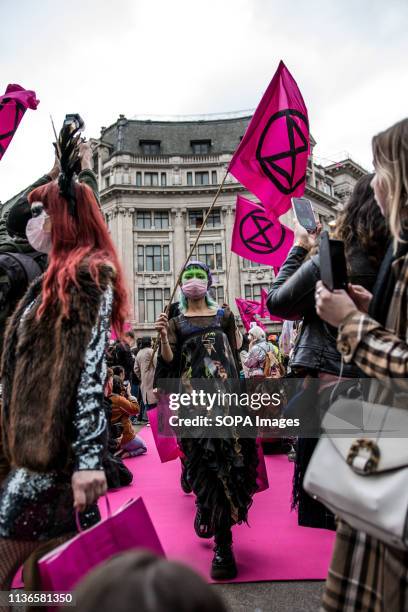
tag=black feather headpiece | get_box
[57,117,83,217]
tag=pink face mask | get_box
[181,278,208,299]
[26,209,52,253]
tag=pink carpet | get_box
[104,427,335,583]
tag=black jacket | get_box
[267,245,379,376]
[114,342,135,381]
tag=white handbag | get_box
[303,396,408,550]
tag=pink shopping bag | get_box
[38,497,164,593]
[148,403,181,463]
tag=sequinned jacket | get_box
[0,263,115,478]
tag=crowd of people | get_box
[0,114,406,611]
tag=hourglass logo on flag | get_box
[231,196,294,267]
[229,61,309,217]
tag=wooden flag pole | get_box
[50,114,61,160]
[225,248,234,305]
[148,167,230,368]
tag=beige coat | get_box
[134,347,158,406]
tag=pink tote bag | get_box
[38,497,164,594]
[148,403,181,463]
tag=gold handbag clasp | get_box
[346,438,381,474]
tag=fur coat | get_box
[0,264,115,473]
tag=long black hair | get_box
[335,173,389,267]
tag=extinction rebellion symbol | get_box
[255,108,309,195]
[239,211,286,255]
[0,98,25,157]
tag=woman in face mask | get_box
[0,128,128,596]
[155,261,258,581]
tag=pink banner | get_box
[236,297,266,332]
[110,321,132,341]
[261,288,283,322]
[228,61,309,216]
[231,195,294,267]
[0,84,39,160]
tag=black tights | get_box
[0,538,39,612]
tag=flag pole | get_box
[148,167,230,368]
[225,248,234,305]
[50,114,61,160]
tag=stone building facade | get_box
[91,112,366,335]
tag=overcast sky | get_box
[1,0,407,202]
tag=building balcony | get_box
[103,152,230,168]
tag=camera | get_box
[63,113,85,133]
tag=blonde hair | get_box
[372,118,408,251]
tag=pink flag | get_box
[0,84,39,160]
[110,321,132,341]
[235,298,266,332]
[231,195,294,267]
[229,61,309,216]
[261,288,283,322]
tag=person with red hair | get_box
[0,131,128,595]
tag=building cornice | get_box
[100,183,245,201]
[304,185,339,207]
[325,159,367,180]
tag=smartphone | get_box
[319,231,348,291]
[291,197,317,232]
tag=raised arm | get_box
[267,247,319,320]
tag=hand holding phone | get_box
[291,197,317,233]
[319,231,348,291]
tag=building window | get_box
[135,211,152,229]
[206,209,221,228]
[243,259,262,269]
[187,172,193,186]
[193,243,222,270]
[104,176,110,188]
[211,170,217,184]
[93,153,99,174]
[138,287,170,323]
[136,172,142,187]
[244,283,270,301]
[189,209,221,228]
[135,211,169,229]
[137,245,170,272]
[140,140,161,155]
[209,285,224,304]
[189,210,204,228]
[195,171,210,186]
[154,211,169,229]
[161,173,167,187]
[191,140,211,155]
[144,172,159,187]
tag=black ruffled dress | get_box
[166,308,258,535]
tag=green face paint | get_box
[181,266,208,283]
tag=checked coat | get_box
[321,252,408,612]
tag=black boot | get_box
[180,461,192,494]
[211,528,237,580]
